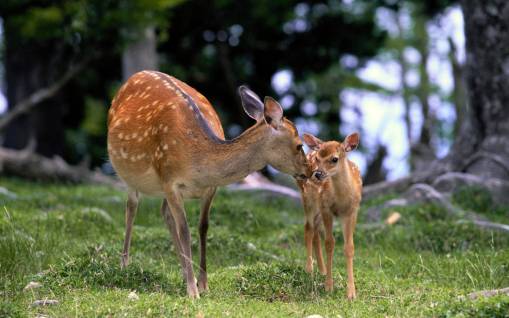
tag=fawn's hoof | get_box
[305,262,313,273]
[347,286,356,300]
[346,290,356,300]
[325,280,334,292]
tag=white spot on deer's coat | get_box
[120,148,128,159]
[163,144,168,150]
[172,139,177,145]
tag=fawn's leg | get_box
[164,186,199,299]
[322,212,335,292]
[342,211,358,300]
[313,214,326,275]
[121,189,139,269]
[303,200,317,273]
[197,187,216,292]
[160,199,186,280]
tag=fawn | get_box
[297,132,361,299]
[107,70,309,298]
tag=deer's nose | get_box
[313,170,325,180]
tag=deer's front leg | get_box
[197,187,216,293]
[164,187,199,299]
[121,190,139,269]
[322,212,335,292]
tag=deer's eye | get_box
[297,144,303,151]
[331,157,339,163]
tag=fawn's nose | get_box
[313,170,325,180]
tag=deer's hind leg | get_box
[197,187,217,292]
[121,189,139,269]
[164,186,199,299]
[160,199,186,281]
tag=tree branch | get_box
[0,57,91,132]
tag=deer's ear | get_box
[344,133,360,152]
[303,133,323,150]
[239,86,264,121]
[263,97,283,129]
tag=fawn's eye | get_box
[296,144,303,151]
[331,157,339,163]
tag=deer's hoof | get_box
[197,278,208,293]
[120,256,129,269]
[187,285,200,299]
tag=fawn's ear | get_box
[263,97,283,129]
[239,86,264,121]
[303,133,323,150]
[343,133,360,152]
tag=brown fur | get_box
[108,71,309,298]
[297,133,362,299]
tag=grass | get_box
[0,177,508,317]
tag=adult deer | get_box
[297,133,361,300]
[107,71,309,298]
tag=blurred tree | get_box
[446,0,509,180]
[0,0,180,165]
[1,0,463,178]
[158,0,386,137]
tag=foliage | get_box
[0,177,508,316]
[1,0,182,49]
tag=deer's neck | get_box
[195,122,270,187]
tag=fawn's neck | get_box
[330,159,354,195]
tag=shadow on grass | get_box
[40,245,184,295]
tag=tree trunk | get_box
[2,21,67,157]
[122,26,158,81]
[363,1,509,200]
[448,0,509,180]
[448,37,467,138]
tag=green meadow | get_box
[1,177,508,317]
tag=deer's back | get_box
[107,71,224,195]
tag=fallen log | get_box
[0,146,121,188]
